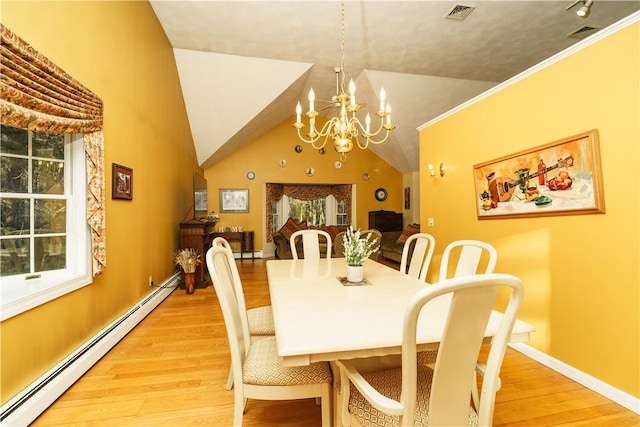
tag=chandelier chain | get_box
[340,0,346,94]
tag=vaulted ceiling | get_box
[150,1,639,173]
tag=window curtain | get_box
[0,24,106,276]
[265,183,352,242]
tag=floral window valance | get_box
[265,183,352,242]
[1,24,106,276]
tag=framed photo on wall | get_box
[219,188,249,213]
[112,163,133,200]
[473,129,605,219]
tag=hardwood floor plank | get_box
[31,258,639,426]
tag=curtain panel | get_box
[1,24,106,276]
[265,183,352,242]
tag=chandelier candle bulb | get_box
[349,79,356,105]
[379,87,386,111]
[296,102,302,124]
[308,88,315,111]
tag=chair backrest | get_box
[401,273,524,426]
[333,231,347,257]
[211,237,248,320]
[290,229,332,259]
[399,233,436,282]
[212,236,232,252]
[439,239,497,282]
[206,245,250,386]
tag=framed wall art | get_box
[219,188,249,213]
[112,163,133,200]
[473,129,605,219]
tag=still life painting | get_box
[473,129,605,219]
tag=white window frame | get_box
[1,133,92,321]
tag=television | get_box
[193,172,208,220]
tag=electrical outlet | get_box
[427,217,435,227]
[148,276,154,287]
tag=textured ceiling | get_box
[150,0,639,173]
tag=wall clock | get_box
[375,188,388,201]
[247,171,255,180]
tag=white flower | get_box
[343,226,379,266]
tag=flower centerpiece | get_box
[174,248,201,294]
[343,226,379,282]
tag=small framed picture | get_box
[112,163,133,200]
[220,188,249,213]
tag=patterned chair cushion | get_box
[348,365,479,427]
[247,305,275,336]
[243,336,332,386]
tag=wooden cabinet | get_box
[213,231,255,260]
[179,221,215,288]
[368,210,403,232]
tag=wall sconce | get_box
[566,0,593,18]
[428,163,446,178]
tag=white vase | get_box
[346,265,364,283]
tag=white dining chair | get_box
[206,246,332,426]
[335,273,524,427]
[432,238,499,407]
[399,233,436,282]
[212,237,275,391]
[290,229,332,259]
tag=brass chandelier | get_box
[292,0,395,161]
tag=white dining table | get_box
[267,257,535,426]
[266,257,535,367]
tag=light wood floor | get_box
[32,258,639,426]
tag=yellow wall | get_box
[420,23,639,396]
[204,117,403,248]
[1,1,200,403]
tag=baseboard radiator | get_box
[0,272,180,427]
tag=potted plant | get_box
[343,226,379,282]
[174,248,201,294]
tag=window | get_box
[1,125,91,320]
[288,197,326,226]
[336,200,348,225]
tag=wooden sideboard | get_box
[368,210,403,232]
[179,221,216,288]
[213,231,255,260]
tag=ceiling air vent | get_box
[568,25,600,39]
[445,4,475,21]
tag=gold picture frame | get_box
[473,129,605,219]
[219,188,249,213]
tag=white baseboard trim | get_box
[510,343,640,414]
[0,272,180,427]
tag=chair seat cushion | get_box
[348,366,478,427]
[247,305,275,336]
[243,337,332,386]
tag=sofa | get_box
[379,223,421,263]
[272,218,349,259]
